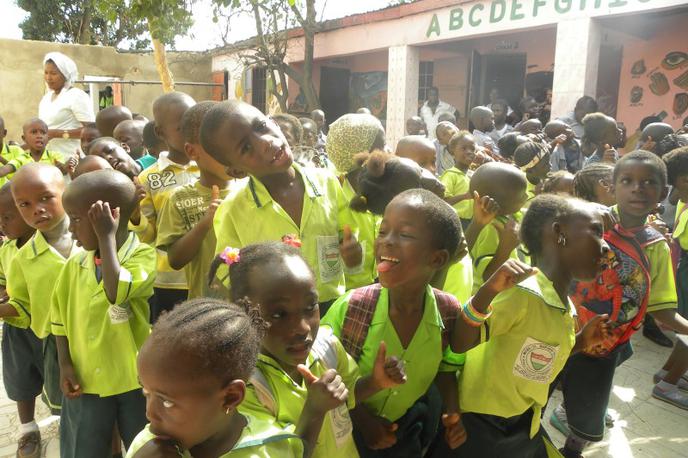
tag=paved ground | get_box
[0,332,685,457]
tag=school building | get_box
[211,0,688,147]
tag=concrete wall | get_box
[0,38,213,142]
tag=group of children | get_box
[0,88,686,458]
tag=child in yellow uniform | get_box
[126,298,305,458]
[324,189,470,458]
[0,183,43,457]
[441,131,477,229]
[0,164,80,420]
[139,92,199,321]
[0,115,25,171]
[157,101,233,299]
[53,169,155,457]
[465,162,528,293]
[326,113,385,290]
[450,194,612,457]
[201,101,362,312]
[0,118,67,183]
[211,242,406,458]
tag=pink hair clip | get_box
[281,234,302,248]
[220,247,241,266]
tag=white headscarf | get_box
[43,52,79,90]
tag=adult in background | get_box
[39,52,95,161]
[420,87,457,140]
[557,96,598,139]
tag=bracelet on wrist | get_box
[461,299,492,327]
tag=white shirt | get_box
[473,129,499,155]
[488,124,514,145]
[39,87,95,160]
[420,100,456,140]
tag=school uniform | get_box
[456,271,576,457]
[470,214,522,294]
[240,327,360,458]
[6,150,64,184]
[213,163,348,305]
[138,152,199,320]
[6,230,81,413]
[442,254,473,306]
[51,232,155,457]
[125,414,304,458]
[0,239,44,403]
[338,177,379,290]
[673,200,688,318]
[0,142,26,185]
[156,181,233,299]
[440,167,473,228]
[322,285,463,458]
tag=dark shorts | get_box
[60,388,147,458]
[558,342,633,442]
[434,410,549,458]
[150,288,188,324]
[677,251,688,319]
[42,334,63,415]
[2,323,44,401]
[354,383,442,458]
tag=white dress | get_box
[38,87,95,161]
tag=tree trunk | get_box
[78,2,93,44]
[295,0,320,110]
[151,34,174,93]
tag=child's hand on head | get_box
[472,191,500,226]
[60,364,82,399]
[372,341,406,389]
[54,159,69,176]
[495,216,520,252]
[579,314,612,355]
[442,413,468,449]
[339,225,363,268]
[640,136,655,152]
[66,152,79,178]
[298,365,348,413]
[553,133,567,146]
[88,200,120,240]
[484,259,538,294]
[133,438,181,458]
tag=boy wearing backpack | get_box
[322,190,470,457]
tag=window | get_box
[251,67,267,111]
[418,61,434,103]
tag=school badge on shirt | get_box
[316,235,342,283]
[513,337,559,383]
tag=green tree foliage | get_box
[17,0,149,49]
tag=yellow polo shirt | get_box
[8,150,63,170]
[0,239,23,327]
[338,177,378,290]
[214,164,348,302]
[51,232,155,396]
[442,253,473,305]
[459,271,576,438]
[240,328,359,458]
[440,167,473,220]
[644,237,678,313]
[156,182,232,299]
[6,230,80,337]
[125,414,304,458]
[322,285,464,422]
[138,152,199,290]
[673,200,688,251]
[0,143,26,185]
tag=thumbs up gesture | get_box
[371,341,407,389]
[298,365,349,413]
[442,413,468,449]
[339,224,363,268]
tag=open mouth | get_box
[377,255,400,273]
[271,146,286,163]
[34,215,51,225]
[286,340,313,358]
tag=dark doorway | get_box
[320,67,351,128]
[596,45,623,119]
[468,53,527,114]
[251,67,267,112]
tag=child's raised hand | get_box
[372,341,407,389]
[66,153,79,178]
[88,200,120,239]
[640,136,656,152]
[133,176,146,202]
[298,365,348,413]
[60,364,82,399]
[484,259,538,294]
[472,191,500,226]
[340,225,363,268]
[442,413,468,449]
[495,216,520,252]
[578,314,612,354]
[204,185,222,222]
[602,145,617,164]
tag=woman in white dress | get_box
[38,52,95,161]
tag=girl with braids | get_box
[572,163,615,206]
[126,298,305,458]
[210,242,406,458]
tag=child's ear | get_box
[184,142,197,161]
[154,124,165,142]
[222,379,246,413]
[430,248,450,271]
[120,142,130,153]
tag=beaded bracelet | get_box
[461,299,493,327]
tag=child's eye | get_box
[241,142,252,154]
[270,311,284,320]
[162,399,175,409]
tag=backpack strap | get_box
[432,288,461,351]
[249,368,277,417]
[633,225,665,248]
[340,284,382,361]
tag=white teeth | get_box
[380,256,399,263]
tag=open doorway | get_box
[320,67,351,127]
[468,53,527,114]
